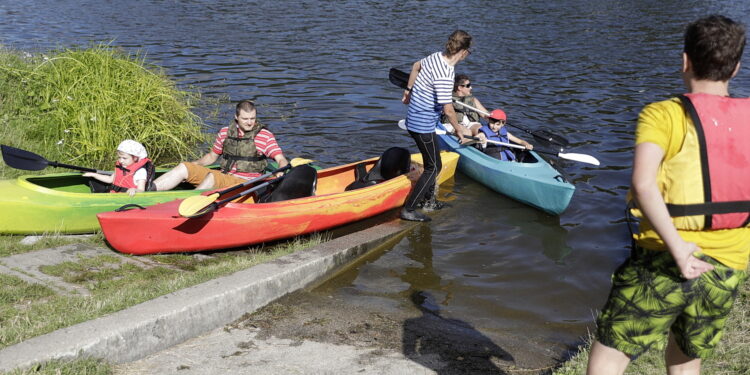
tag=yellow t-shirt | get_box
[633,98,750,270]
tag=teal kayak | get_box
[437,132,575,215]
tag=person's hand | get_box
[126,188,138,197]
[671,241,714,279]
[401,90,411,105]
[525,143,533,150]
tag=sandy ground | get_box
[116,290,566,375]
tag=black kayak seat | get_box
[345,147,411,191]
[257,164,318,203]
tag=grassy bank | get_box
[6,358,111,375]
[554,280,750,374]
[0,44,209,179]
[0,234,324,351]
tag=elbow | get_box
[630,177,656,201]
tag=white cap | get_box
[117,139,148,159]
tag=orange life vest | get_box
[111,158,154,193]
[662,94,750,230]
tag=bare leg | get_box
[195,173,215,190]
[586,340,630,375]
[154,163,189,191]
[666,333,701,375]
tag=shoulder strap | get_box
[678,94,713,229]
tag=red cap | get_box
[489,109,506,121]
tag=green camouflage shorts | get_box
[595,245,747,359]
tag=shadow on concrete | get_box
[403,290,514,374]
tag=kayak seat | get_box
[87,179,111,193]
[345,147,411,191]
[257,164,318,203]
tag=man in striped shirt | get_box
[399,30,472,222]
[154,100,289,190]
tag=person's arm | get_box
[82,172,114,184]
[193,151,220,166]
[127,179,147,197]
[473,98,490,119]
[401,60,421,105]
[442,104,467,143]
[631,142,714,279]
[508,133,533,150]
[273,154,289,177]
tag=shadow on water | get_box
[398,224,515,374]
[403,290,514,375]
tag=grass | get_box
[0,44,210,179]
[554,280,750,374]
[0,234,324,351]
[5,358,112,375]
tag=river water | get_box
[2,0,750,366]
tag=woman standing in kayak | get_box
[400,30,473,222]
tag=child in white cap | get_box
[83,139,155,196]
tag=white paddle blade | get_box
[558,152,600,166]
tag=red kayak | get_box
[97,151,459,254]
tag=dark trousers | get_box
[404,130,441,210]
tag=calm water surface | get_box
[3,0,750,362]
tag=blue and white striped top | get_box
[405,52,455,133]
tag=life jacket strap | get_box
[666,201,750,216]
[223,155,265,162]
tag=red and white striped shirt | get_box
[212,126,284,179]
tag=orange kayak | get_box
[97,151,458,254]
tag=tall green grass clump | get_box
[0,44,209,178]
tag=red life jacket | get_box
[665,94,750,229]
[111,158,154,193]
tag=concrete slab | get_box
[0,244,118,296]
[0,220,416,372]
[115,326,434,375]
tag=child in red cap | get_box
[477,109,533,161]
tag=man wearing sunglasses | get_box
[441,74,490,139]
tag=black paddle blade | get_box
[1,145,50,171]
[388,68,409,89]
[531,129,570,148]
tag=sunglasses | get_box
[459,83,472,88]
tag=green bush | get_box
[0,44,209,178]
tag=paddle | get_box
[396,120,600,166]
[1,144,113,175]
[447,100,569,148]
[388,68,569,148]
[177,157,313,217]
